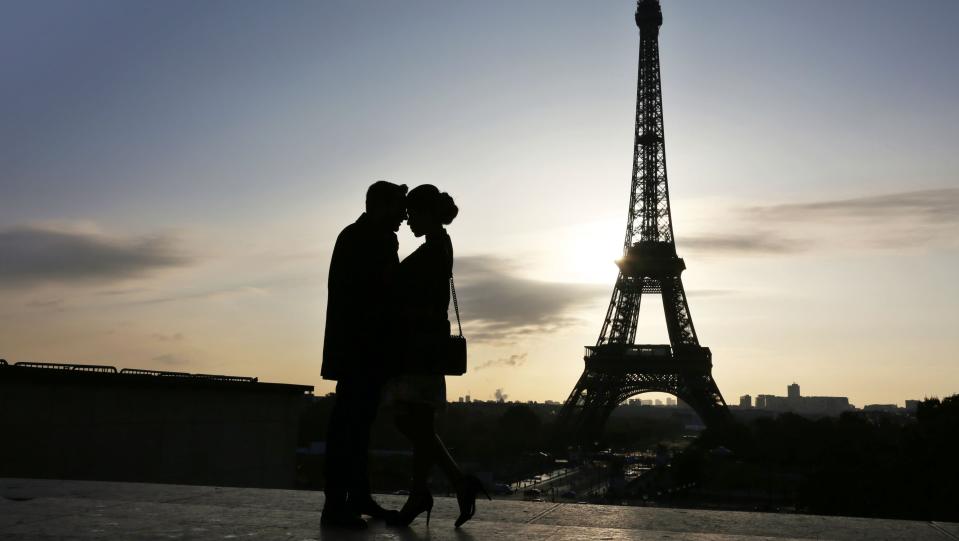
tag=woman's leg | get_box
[396,402,464,489]
[395,401,484,527]
[395,403,433,492]
[415,403,464,488]
[390,403,437,526]
[430,431,464,488]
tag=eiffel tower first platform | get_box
[556,0,730,444]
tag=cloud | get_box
[120,274,317,307]
[151,332,184,342]
[680,188,959,257]
[151,353,189,366]
[134,285,269,305]
[455,256,607,343]
[686,289,736,298]
[682,232,810,255]
[0,226,191,287]
[25,298,64,309]
[473,352,528,371]
[745,188,959,224]
[96,287,151,296]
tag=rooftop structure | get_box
[1,360,312,488]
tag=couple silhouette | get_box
[320,181,488,530]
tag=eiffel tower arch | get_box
[556,0,730,445]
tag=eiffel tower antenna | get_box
[555,0,730,444]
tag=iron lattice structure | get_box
[556,0,729,444]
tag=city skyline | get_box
[2,0,958,409]
[0,357,926,409]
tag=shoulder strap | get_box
[450,276,463,337]
[438,237,463,338]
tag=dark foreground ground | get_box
[1,478,957,540]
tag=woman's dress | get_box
[388,229,453,408]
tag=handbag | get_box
[402,275,468,376]
[443,275,467,375]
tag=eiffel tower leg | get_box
[660,275,697,346]
[602,275,643,345]
[556,371,730,447]
[557,372,728,443]
[556,372,623,445]
[675,373,730,428]
[660,275,730,428]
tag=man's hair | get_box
[366,180,408,212]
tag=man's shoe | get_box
[346,496,399,520]
[320,508,368,530]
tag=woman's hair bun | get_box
[407,184,458,225]
[437,192,458,225]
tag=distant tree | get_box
[681,395,959,521]
[497,405,542,453]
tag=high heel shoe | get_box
[454,474,491,528]
[386,490,433,527]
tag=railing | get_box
[190,374,258,383]
[119,368,256,383]
[7,361,257,383]
[584,344,710,373]
[15,362,117,373]
[119,368,192,378]
[585,344,673,359]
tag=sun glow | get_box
[552,219,624,284]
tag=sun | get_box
[560,219,624,284]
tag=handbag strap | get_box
[450,275,463,337]
[441,238,464,338]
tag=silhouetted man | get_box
[321,180,407,529]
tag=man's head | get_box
[366,180,408,232]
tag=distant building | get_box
[665,397,676,407]
[863,404,899,413]
[753,384,851,416]
[766,396,853,415]
[465,395,471,403]
[905,400,920,413]
[739,394,752,408]
[654,399,663,406]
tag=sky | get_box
[1,0,958,408]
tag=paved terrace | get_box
[2,479,957,540]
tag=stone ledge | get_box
[1,478,956,540]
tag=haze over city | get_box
[2,0,957,408]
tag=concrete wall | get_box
[0,366,311,488]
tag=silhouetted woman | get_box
[387,184,488,528]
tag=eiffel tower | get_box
[556,0,729,444]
